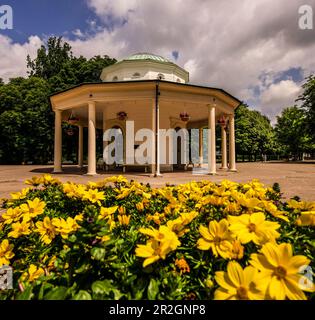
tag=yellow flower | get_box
[118,214,131,226]
[0,239,15,266]
[10,188,30,200]
[295,211,315,227]
[228,212,280,245]
[8,220,32,238]
[262,201,289,222]
[35,217,57,244]
[24,176,42,186]
[136,225,180,267]
[237,195,263,213]
[287,199,315,211]
[214,261,264,300]
[250,242,315,300]
[197,219,234,259]
[118,206,126,215]
[166,211,198,237]
[20,198,46,220]
[87,181,98,189]
[63,182,84,198]
[103,175,128,184]
[42,174,60,186]
[74,213,84,222]
[82,188,105,205]
[205,277,214,289]
[223,201,241,215]
[2,207,22,225]
[52,217,80,239]
[136,202,144,211]
[228,240,244,260]
[175,258,190,274]
[47,256,57,271]
[100,235,110,242]
[116,187,132,199]
[98,206,118,220]
[21,264,45,282]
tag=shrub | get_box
[0,175,314,300]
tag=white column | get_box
[53,109,62,173]
[155,97,162,177]
[220,124,228,169]
[102,109,106,151]
[229,113,237,171]
[87,101,97,175]
[198,127,203,167]
[208,105,216,175]
[78,125,83,168]
[151,99,156,175]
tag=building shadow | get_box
[29,165,152,177]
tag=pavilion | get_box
[49,53,241,176]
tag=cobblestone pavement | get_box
[0,162,314,201]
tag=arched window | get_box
[112,76,118,81]
[132,72,141,79]
[157,73,165,80]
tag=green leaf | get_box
[16,285,34,300]
[147,278,159,300]
[73,290,92,300]
[44,286,68,300]
[38,282,54,300]
[91,247,106,260]
[112,289,124,300]
[92,280,113,295]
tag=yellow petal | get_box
[268,277,286,300]
[227,261,244,287]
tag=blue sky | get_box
[1,0,314,122]
[3,0,102,43]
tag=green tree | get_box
[235,104,277,161]
[275,106,312,160]
[27,36,73,80]
[0,77,54,164]
[297,75,315,141]
[0,36,116,164]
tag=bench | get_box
[122,163,150,173]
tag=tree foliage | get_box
[235,104,277,160]
[275,106,313,160]
[297,75,315,140]
[0,37,116,164]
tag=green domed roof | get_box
[124,53,171,63]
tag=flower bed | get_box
[0,175,314,300]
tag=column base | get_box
[52,169,63,174]
[153,173,163,177]
[85,172,98,176]
[53,168,62,174]
[229,168,237,172]
[208,172,216,175]
[219,166,228,170]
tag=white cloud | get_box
[259,80,302,122]
[0,35,42,81]
[72,29,84,38]
[87,0,139,20]
[1,0,315,122]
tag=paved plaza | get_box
[0,162,314,201]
